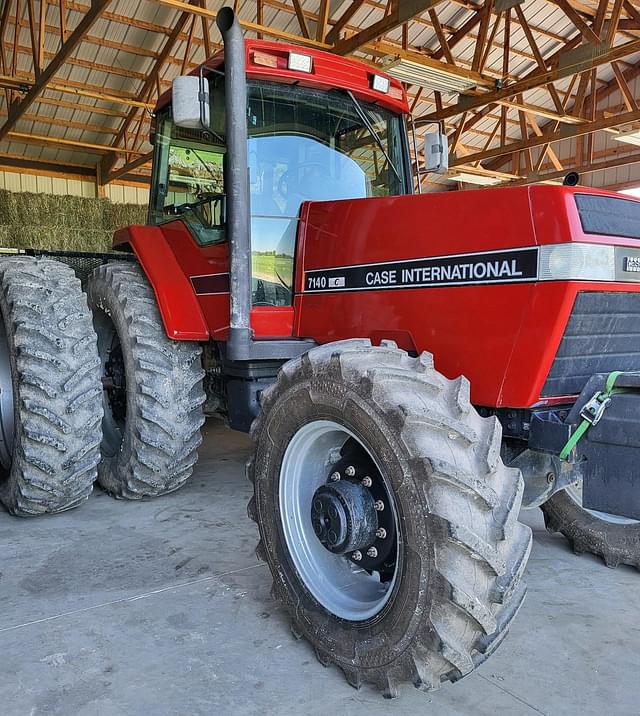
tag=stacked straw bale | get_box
[0,190,147,253]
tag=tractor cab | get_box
[148,38,412,310]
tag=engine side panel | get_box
[294,186,640,408]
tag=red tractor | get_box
[1,6,639,698]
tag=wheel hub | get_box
[311,480,378,554]
[103,339,126,426]
[309,451,397,577]
[280,421,400,621]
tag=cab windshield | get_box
[149,78,408,305]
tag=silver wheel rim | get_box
[566,482,639,525]
[0,317,14,469]
[279,420,399,621]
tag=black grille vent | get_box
[575,193,640,239]
[542,291,640,396]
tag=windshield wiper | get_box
[345,90,403,185]
[191,148,220,182]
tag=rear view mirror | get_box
[172,75,210,129]
[424,131,448,174]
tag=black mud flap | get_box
[566,372,640,520]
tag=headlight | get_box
[538,243,615,281]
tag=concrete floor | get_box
[1,419,639,716]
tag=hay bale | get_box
[56,194,109,229]
[13,226,113,253]
[105,202,147,230]
[0,191,19,225]
[0,189,147,253]
[0,226,14,248]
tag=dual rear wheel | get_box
[0,257,205,515]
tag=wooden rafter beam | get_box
[420,36,640,122]
[427,7,454,64]
[478,9,501,75]
[108,151,153,183]
[4,39,150,81]
[326,0,366,44]
[315,0,330,42]
[495,98,586,124]
[58,0,67,42]
[100,0,200,183]
[333,0,447,55]
[38,0,47,71]
[0,108,120,135]
[25,0,40,77]
[0,72,154,109]
[0,0,12,108]
[0,153,96,178]
[0,0,113,142]
[472,0,493,72]
[605,0,625,45]
[514,4,564,115]
[550,0,601,43]
[292,0,311,39]
[506,148,640,186]
[60,0,578,52]
[611,60,639,110]
[151,0,330,49]
[450,107,640,167]
[6,129,145,155]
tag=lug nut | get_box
[352,550,362,561]
[546,472,556,484]
[367,547,378,558]
[330,472,341,482]
[376,528,387,539]
[361,476,372,487]
[374,500,385,511]
[345,466,356,477]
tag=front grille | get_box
[575,193,640,239]
[542,291,640,396]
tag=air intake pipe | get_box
[216,7,252,361]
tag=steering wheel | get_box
[165,192,224,216]
[277,163,332,199]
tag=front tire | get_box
[87,262,205,499]
[248,339,532,697]
[541,485,640,569]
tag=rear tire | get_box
[87,262,205,499]
[248,339,532,697]
[541,488,640,569]
[0,257,102,515]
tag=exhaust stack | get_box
[216,7,252,361]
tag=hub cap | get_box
[311,480,378,554]
[279,420,399,621]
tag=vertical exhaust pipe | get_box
[217,7,252,361]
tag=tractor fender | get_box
[113,225,209,341]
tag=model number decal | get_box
[304,248,539,293]
[623,256,640,273]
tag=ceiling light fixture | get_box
[380,56,479,94]
[448,172,502,186]
[612,129,640,147]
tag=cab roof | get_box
[155,38,409,117]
